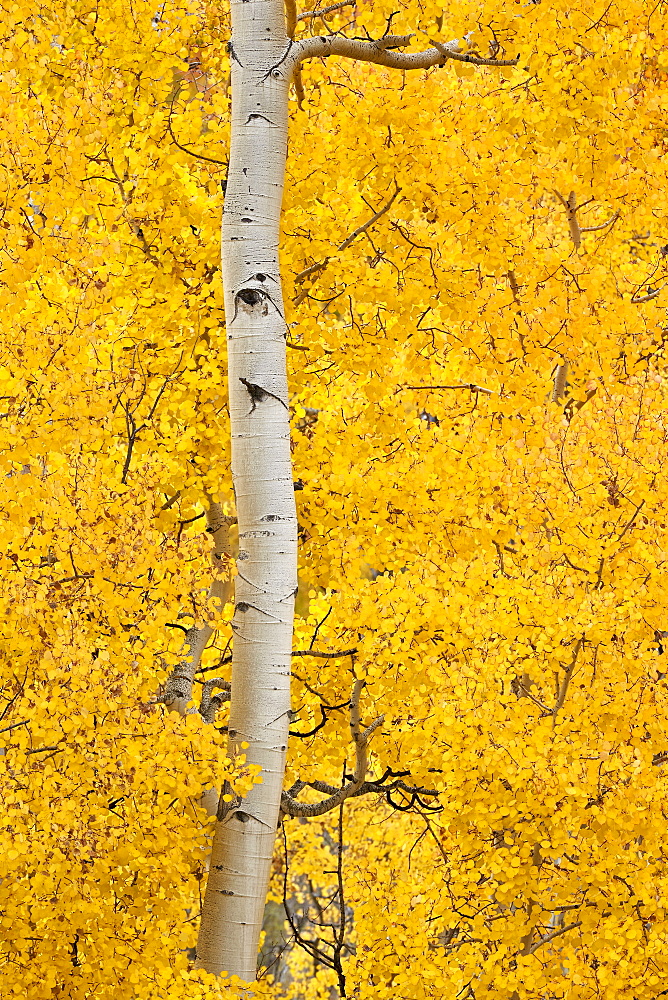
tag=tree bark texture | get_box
[195,0,298,979]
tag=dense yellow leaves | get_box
[2,0,668,996]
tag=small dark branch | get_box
[70,933,81,968]
[161,491,182,511]
[616,499,644,543]
[308,607,332,649]
[333,802,348,997]
[0,719,29,735]
[196,654,233,675]
[403,383,493,394]
[120,402,145,486]
[338,182,400,252]
[165,622,190,634]
[552,637,584,728]
[526,920,582,956]
[1,671,28,723]
[167,85,228,166]
[290,705,328,738]
[294,258,330,284]
[293,647,358,658]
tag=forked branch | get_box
[552,637,584,728]
[281,679,384,817]
[553,190,617,250]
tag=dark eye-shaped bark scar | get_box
[235,601,282,621]
[230,287,283,323]
[261,40,293,80]
[240,377,288,414]
[245,113,276,126]
[227,41,243,66]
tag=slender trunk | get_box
[195,0,297,978]
[163,503,233,718]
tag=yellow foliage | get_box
[1,0,668,997]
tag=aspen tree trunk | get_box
[195,0,297,979]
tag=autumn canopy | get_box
[2,0,668,997]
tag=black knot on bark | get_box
[237,288,263,306]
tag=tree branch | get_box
[199,678,232,724]
[552,637,583,728]
[526,920,582,956]
[281,679,384,817]
[403,383,493,394]
[295,34,518,71]
[298,0,355,19]
[551,361,569,403]
[161,502,235,717]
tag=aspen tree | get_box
[194,0,515,978]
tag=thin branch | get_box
[298,0,354,18]
[293,187,400,304]
[615,499,644,543]
[403,383,493,394]
[631,286,663,305]
[295,33,519,70]
[285,0,298,37]
[581,211,619,233]
[293,647,358,658]
[167,85,228,166]
[337,182,400,252]
[294,258,331,284]
[551,362,569,403]
[552,637,583,728]
[526,920,582,956]
[0,719,29,735]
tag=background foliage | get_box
[2,0,668,997]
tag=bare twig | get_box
[581,211,619,234]
[631,286,663,304]
[293,187,400,304]
[294,259,331,284]
[403,383,493,394]
[337,182,400,252]
[293,647,358,658]
[615,499,644,543]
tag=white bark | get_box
[195,0,297,978]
